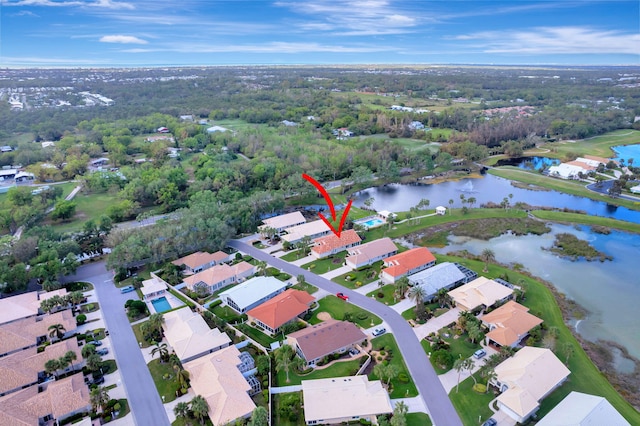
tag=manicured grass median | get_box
[308,295,381,328]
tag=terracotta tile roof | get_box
[345,238,397,267]
[184,346,256,426]
[566,160,596,171]
[247,289,315,330]
[0,374,90,425]
[382,247,436,278]
[0,311,75,356]
[287,319,366,361]
[0,340,82,395]
[482,301,543,347]
[172,251,229,269]
[311,229,361,256]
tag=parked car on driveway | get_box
[372,327,386,337]
[120,285,135,294]
[473,349,487,359]
[87,340,103,347]
[481,418,497,426]
[96,348,109,356]
[336,292,349,301]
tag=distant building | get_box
[140,274,168,302]
[537,391,630,426]
[206,125,230,133]
[280,219,331,245]
[172,251,232,274]
[435,206,447,215]
[259,211,306,235]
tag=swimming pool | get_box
[357,217,384,229]
[151,296,172,313]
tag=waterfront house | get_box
[537,391,630,426]
[345,237,397,269]
[380,247,436,283]
[448,276,514,312]
[481,301,543,348]
[407,262,475,301]
[310,229,361,259]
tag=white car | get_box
[372,327,386,337]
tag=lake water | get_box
[431,224,640,360]
[612,144,640,163]
[494,156,560,170]
[353,174,640,224]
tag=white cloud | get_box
[455,27,640,55]
[121,41,395,54]
[3,0,134,9]
[99,34,147,44]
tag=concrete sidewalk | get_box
[413,308,460,340]
[320,265,351,279]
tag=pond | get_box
[493,156,560,170]
[431,224,640,362]
[352,174,640,224]
[612,144,640,163]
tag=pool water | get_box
[151,296,172,313]
[362,218,384,228]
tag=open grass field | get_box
[308,295,381,328]
[434,253,640,425]
[50,191,118,234]
[147,358,182,403]
[542,129,640,160]
[0,132,34,145]
[274,358,362,386]
[531,210,640,233]
[407,412,433,426]
[488,167,640,211]
[358,134,441,153]
[449,374,495,426]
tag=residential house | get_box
[380,247,436,284]
[345,237,397,270]
[246,289,314,335]
[287,319,366,366]
[280,219,330,245]
[15,171,35,182]
[408,121,425,130]
[435,206,447,215]
[407,262,476,301]
[481,301,543,348]
[448,276,514,312]
[537,391,630,426]
[162,307,231,363]
[0,310,76,357]
[219,276,288,314]
[0,291,43,325]
[0,169,17,180]
[0,374,91,426]
[301,376,393,425]
[259,211,306,235]
[0,146,13,153]
[281,120,298,127]
[141,274,168,302]
[0,339,82,397]
[548,163,587,180]
[180,115,194,122]
[492,347,570,423]
[172,251,232,274]
[89,158,109,167]
[206,125,230,133]
[183,261,254,294]
[184,345,257,426]
[310,229,361,259]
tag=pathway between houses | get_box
[320,265,351,280]
[270,384,302,394]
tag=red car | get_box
[336,292,349,301]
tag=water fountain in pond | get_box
[459,181,475,192]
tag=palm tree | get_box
[453,358,466,393]
[373,363,387,383]
[481,367,497,393]
[417,198,430,211]
[256,260,268,276]
[82,343,97,358]
[173,401,190,421]
[68,291,85,308]
[90,386,110,414]
[275,344,296,383]
[86,353,103,372]
[561,341,575,365]
[64,350,78,371]
[148,313,165,336]
[436,288,451,308]
[176,368,190,391]
[408,285,426,318]
[394,276,410,300]
[384,364,399,386]
[468,196,476,209]
[44,359,61,377]
[481,248,495,272]
[151,341,169,363]
[448,198,454,213]
[465,358,477,386]
[48,323,66,341]
[190,395,210,425]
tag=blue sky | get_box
[1,0,639,67]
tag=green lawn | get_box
[50,191,117,234]
[488,168,640,211]
[272,392,304,426]
[531,210,640,233]
[421,327,481,374]
[290,281,318,294]
[274,358,362,386]
[308,295,381,328]
[406,412,433,426]
[370,334,418,398]
[301,252,348,274]
[449,374,495,426]
[131,321,152,348]
[210,304,246,323]
[280,249,305,261]
[435,254,640,425]
[147,358,182,403]
[332,262,382,289]
[543,129,640,159]
[237,323,278,348]
[366,284,401,305]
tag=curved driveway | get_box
[62,262,170,426]
[228,240,462,426]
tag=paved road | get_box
[586,180,640,202]
[228,240,463,426]
[62,262,170,426]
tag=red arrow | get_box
[302,174,353,238]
